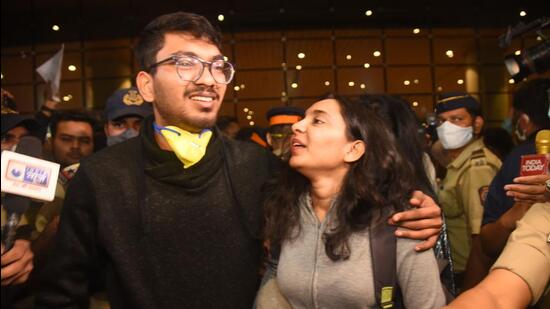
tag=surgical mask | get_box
[153,123,212,169]
[436,121,473,150]
[106,129,139,146]
[514,120,527,142]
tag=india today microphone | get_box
[1,136,60,251]
[519,130,550,176]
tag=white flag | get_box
[36,44,64,102]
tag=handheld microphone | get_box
[519,130,550,176]
[1,136,52,251]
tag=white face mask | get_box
[436,121,473,150]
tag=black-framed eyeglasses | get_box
[148,54,235,85]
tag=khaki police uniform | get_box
[492,202,550,305]
[439,138,501,273]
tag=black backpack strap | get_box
[370,220,402,309]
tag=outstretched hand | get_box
[388,190,442,252]
[504,174,550,204]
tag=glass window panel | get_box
[55,81,84,110]
[1,54,34,84]
[85,78,132,110]
[335,39,383,66]
[84,49,132,78]
[3,85,36,113]
[286,39,333,67]
[434,66,481,93]
[1,45,33,56]
[400,95,434,120]
[35,42,81,53]
[385,28,427,37]
[483,94,512,125]
[482,65,511,93]
[433,38,476,64]
[236,99,285,128]
[289,98,316,111]
[385,38,430,65]
[34,51,82,81]
[478,28,506,36]
[387,67,432,94]
[219,100,237,118]
[286,69,334,97]
[478,37,509,65]
[233,70,284,99]
[336,67,384,95]
[234,41,283,69]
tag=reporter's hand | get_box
[388,190,442,252]
[504,174,550,204]
[1,239,34,286]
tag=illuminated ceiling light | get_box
[234,85,240,91]
[1,73,3,79]
[217,14,225,21]
[243,108,249,112]
[248,110,254,115]
[281,91,287,96]
[437,86,443,91]
[457,79,464,85]
[346,54,352,60]
[52,25,60,31]
[412,101,419,107]
[363,63,370,68]
[297,53,305,59]
[403,80,411,86]
[348,81,355,87]
[67,65,77,71]
[373,50,381,57]
[291,83,298,88]
[240,84,245,89]
[360,84,366,89]
[249,121,255,126]
[365,10,373,16]
[413,79,419,84]
[519,10,526,17]
[296,65,302,70]
[324,81,330,86]
[413,28,420,34]
[537,36,542,41]
[62,95,72,102]
[223,56,229,61]
[246,115,252,120]
[508,78,515,84]
[446,50,454,58]
[514,50,521,56]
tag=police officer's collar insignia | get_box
[122,90,144,106]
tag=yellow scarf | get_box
[154,123,212,169]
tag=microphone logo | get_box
[7,159,50,187]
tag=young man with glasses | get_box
[36,12,444,308]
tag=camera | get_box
[499,17,550,82]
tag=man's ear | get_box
[136,71,154,102]
[473,115,484,135]
[344,140,365,163]
[266,132,273,147]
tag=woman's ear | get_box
[136,71,155,102]
[344,140,365,163]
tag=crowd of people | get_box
[1,11,549,309]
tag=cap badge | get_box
[122,90,144,106]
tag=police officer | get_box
[434,92,502,289]
[445,202,549,308]
[480,78,550,261]
[265,106,304,160]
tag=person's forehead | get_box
[157,32,222,61]
[57,121,93,135]
[111,115,142,123]
[438,107,469,118]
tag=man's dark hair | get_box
[50,112,96,138]
[134,11,223,73]
[512,78,550,129]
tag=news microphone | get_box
[519,130,550,176]
[1,136,44,251]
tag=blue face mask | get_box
[106,128,139,146]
